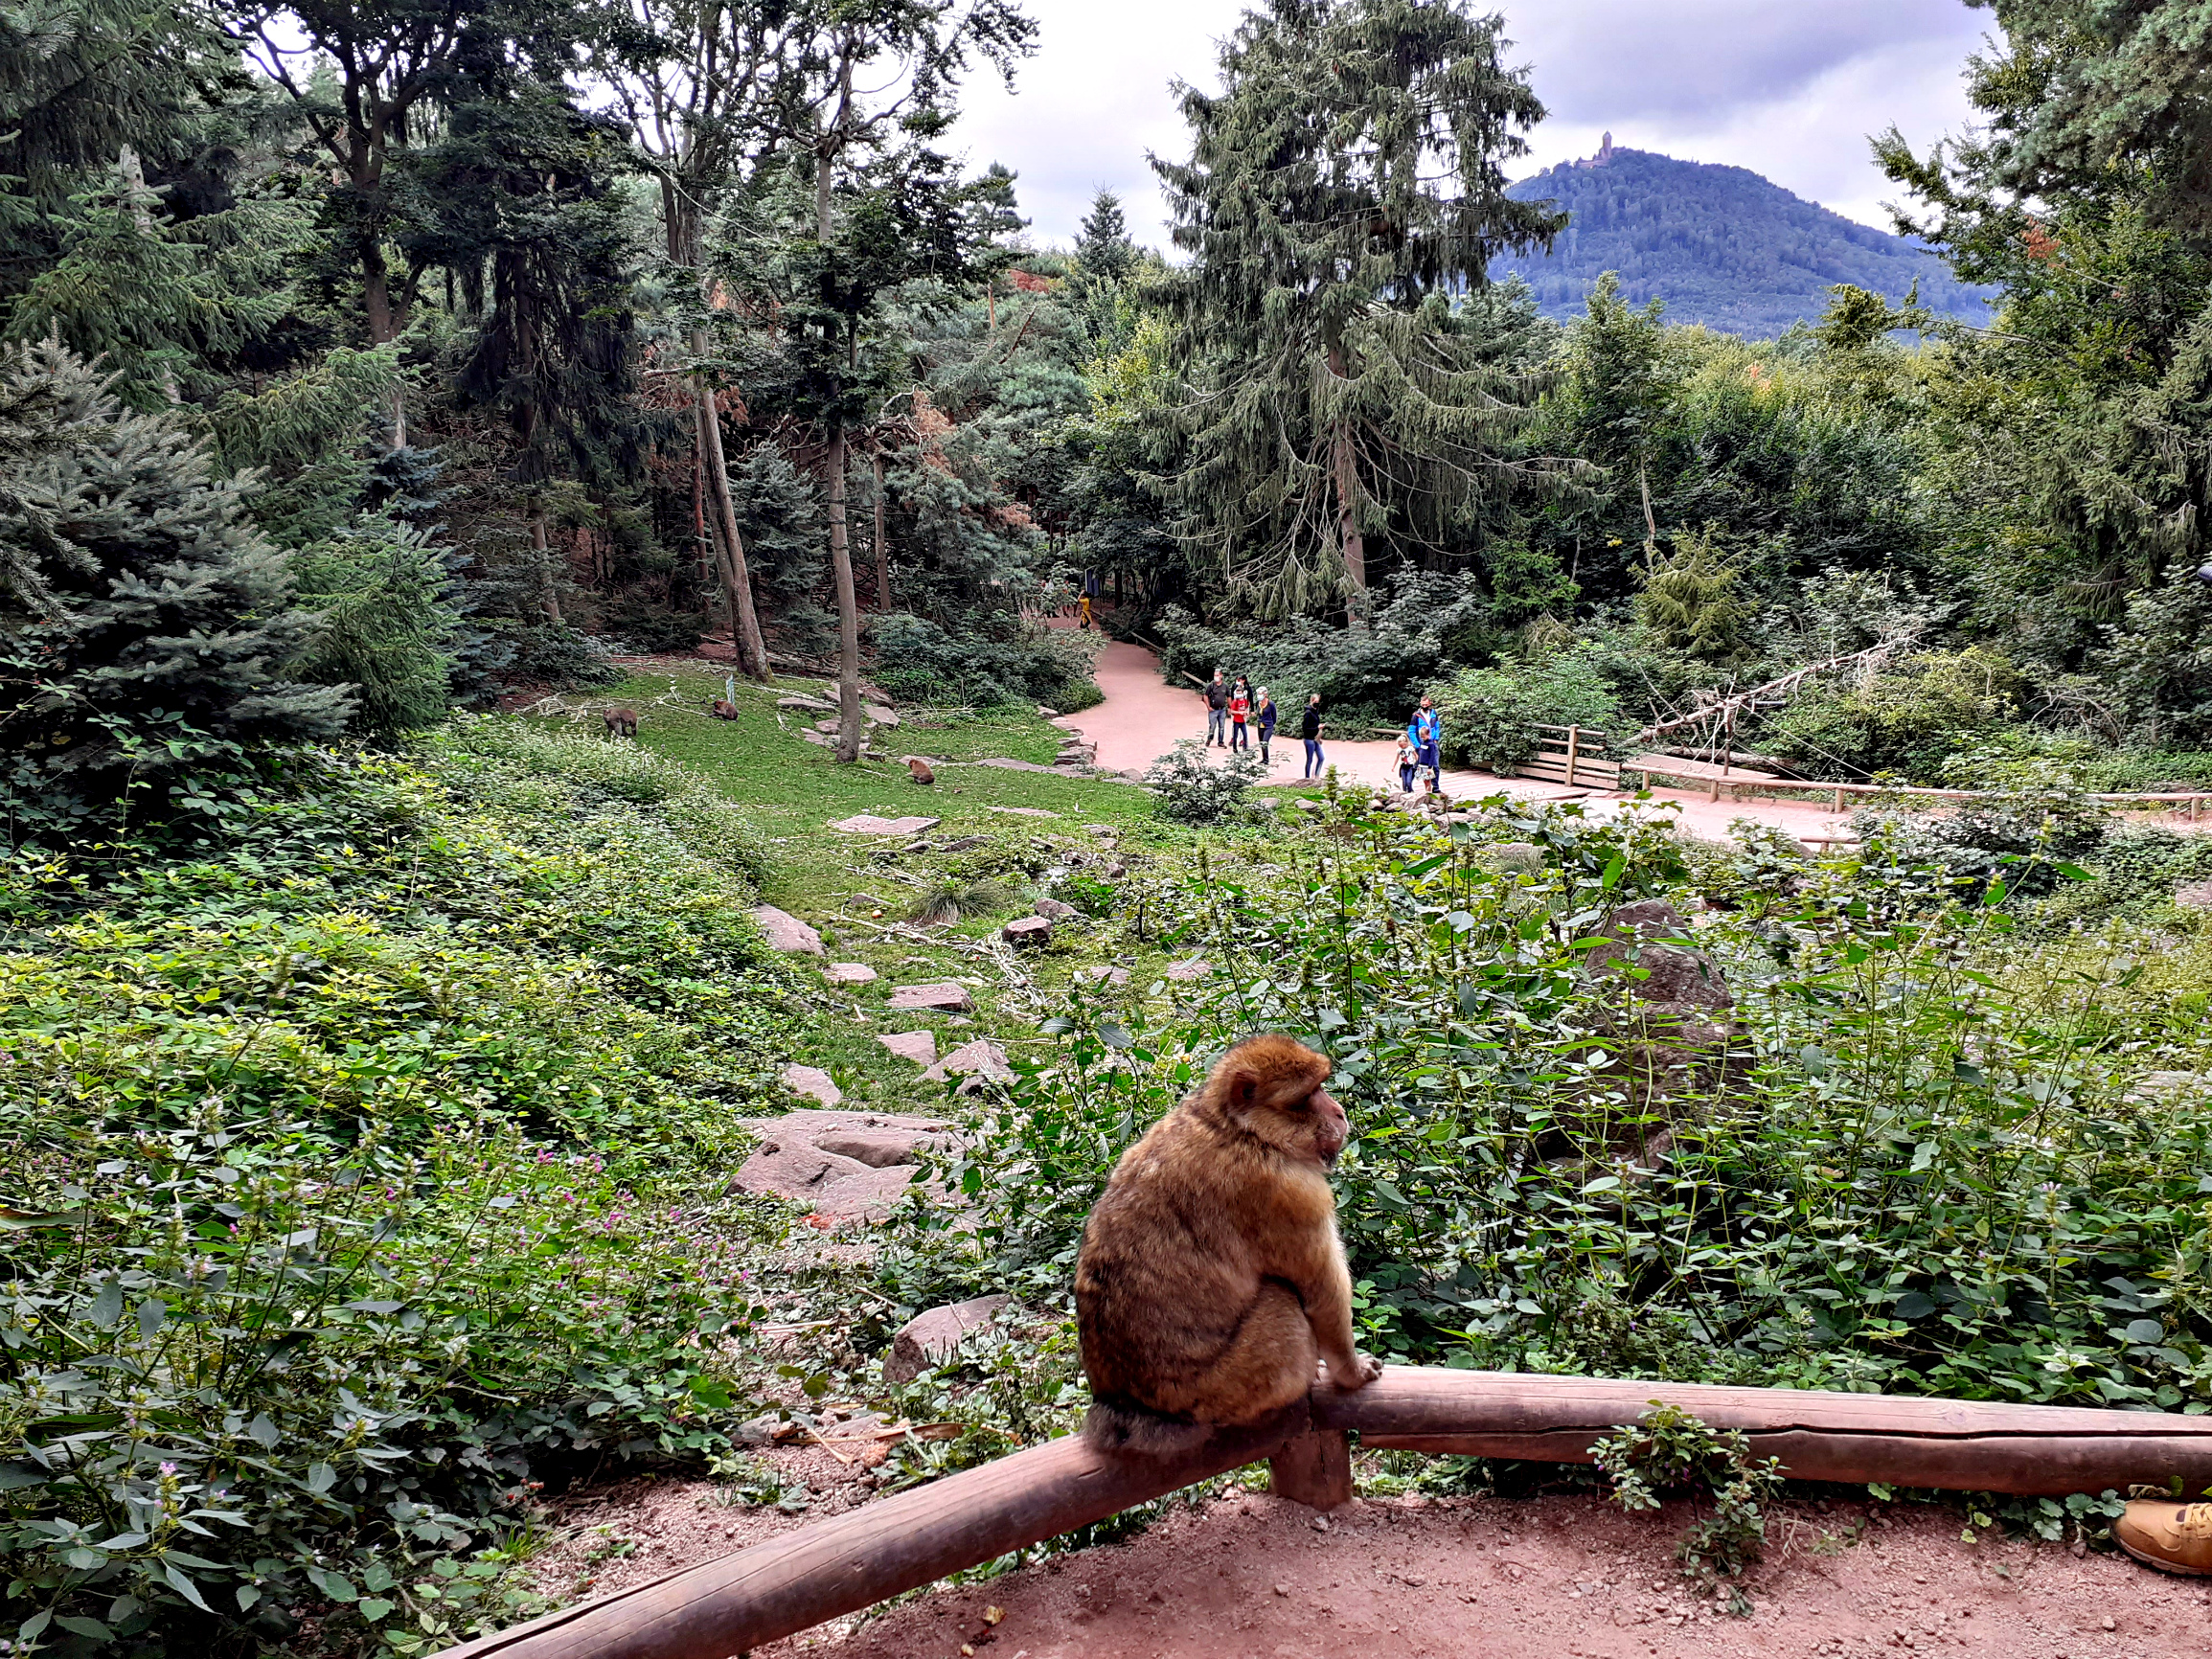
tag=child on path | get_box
[1228,676,1252,750]
[1301,693,1326,779]
[1395,734,1418,794]
[1255,688,1278,764]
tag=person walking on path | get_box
[1408,695,1443,795]
[1203,670,1228,746]
[1228,676,1252,751]
[1255,688,1278,765]
[1301,693,1326,779]
[1079,568,1102,629]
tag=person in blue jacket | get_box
[1408,695,1442,794]
[1254,687,1279,765]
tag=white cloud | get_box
[942,0,1995,248]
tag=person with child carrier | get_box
[1408,695,1443,795]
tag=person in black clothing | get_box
[1203,669,1229,746]
[1254,687,1278,765]
[1300,693,1325,779]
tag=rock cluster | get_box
[731,1108,955,1222]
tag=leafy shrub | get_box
[1759,648,2021,782]
[1431,648,1620,772]
[870,611,1100,709]
[0,731,795,1656]
[1592,1403,1782,1599]
[1143,739,1266,825]
[595,596,709,655]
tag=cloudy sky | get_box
[944,0,1997,251]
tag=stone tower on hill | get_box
[1575,132,1615,170]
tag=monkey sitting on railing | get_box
[1075,1034,1379,1454]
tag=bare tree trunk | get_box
[354,172,406,448]
[531,502,563,625]
[1332,417,1369,631]
[872,450,891,611]
[829,431,862,761]
[694,370,771,680]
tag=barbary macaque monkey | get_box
[905,756,936,785]
[1075,1034,1380,1454]
[602,708,639,738]
[710,698,740,720]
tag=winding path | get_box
[1055,635,1863,845]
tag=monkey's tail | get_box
[1082,1396,1214,1457]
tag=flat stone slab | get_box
[780,1064,843,1106]
[831,814,941,836]
[1164,958,1212,982]
[824,962,878,985]
[884,1295,1012,1382]
[753,905,825,956]
[969,758,1061,775]
[1079,965,1130,987]
[733,1109,956,1221]
[887,981,974,1012]
[921,1038,1013,1084]
[864,704,899,728]
[878,1031,938,1066]
[778,694,835,713]
[985,805,1060,817]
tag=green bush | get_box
[1431,648,1620,772]
[1142,739,1266,825]
[1759,648,2021,782]
[0,730,795,1656]
[870,612,1100,709]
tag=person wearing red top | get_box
[1227,677,1252,751]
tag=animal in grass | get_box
[1075,1034,1380,1454]
[602,707,639,738]
[905,756,936,784]
[710,698,741,720]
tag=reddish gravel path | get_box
[782,1488,2204,1659]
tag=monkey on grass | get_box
[904,756,935,784]
[1075,1034,1380,1454]
[602,707,639,738]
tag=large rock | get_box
[887,981,974,1012]
[1002,916,1052,948]
[1587,900,1731,1013]
[830,814,941,836]
[781,1064,843,1106]
[732,1109,955,1222]
[884,1296,1012,1382]
[878,1031,938,1065]
[863,703,900,728]
[1033,898,1078,920]
[824,962,878,986]
[921,1039,1013,1085]
[753,905,825,956]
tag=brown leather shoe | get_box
[2114,1501,2212,1575]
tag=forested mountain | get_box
[1490,145,1995,338]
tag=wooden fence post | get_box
[1268,1428,1353,1511]
[1563,726,1582,790]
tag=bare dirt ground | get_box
[522,1471,2202,1659]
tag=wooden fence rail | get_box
[436,1368,2212,1659]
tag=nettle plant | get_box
[945,797,2212,1413]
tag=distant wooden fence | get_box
[435,1368,2212,1659]
[1623,763,2212,819]
[1520,724,1620,791]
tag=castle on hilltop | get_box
[1573,132,1615,170]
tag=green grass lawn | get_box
[528,664,1191,1116]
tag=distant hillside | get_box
[1489,144,1994,339]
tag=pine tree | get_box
[1154,0,1569,625]
[1075,191,1137,284]
[288,513,460,736]
[1635,529,1752,665]
[0,339,353,836]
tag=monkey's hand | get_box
[1326,1352,1381,1391]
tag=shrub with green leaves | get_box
[1,727,794,1656]
[870,611,1100,710]
[1592,1402,1782,1599]
[1431,648,1620,772]
[1143,739,1266,825]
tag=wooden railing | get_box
[1523,724,1620,790]
[435,1368,2212,1659]
[1622,763,2212,819]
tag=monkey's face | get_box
[1236,1081,1351,1168]
[1304,1087,1351,1167]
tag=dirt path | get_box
[1057,636,1859,845]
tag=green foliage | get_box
[0,730,793,1656]
[869,612,1099,710]
[1591,1403,1783,1598]
[1760,649,2024,782]
[288,515,462,737]
[1634,529,1753,664]
[0,339,353,841]
[1142,739,1266,826]
[1432,648,1619,772]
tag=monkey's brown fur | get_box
[710,698,740,721]
[905,756,936,784]
[602,708,639,738]
[1075,1034,1380,1454]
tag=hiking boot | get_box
[2114,1500,2212,1575]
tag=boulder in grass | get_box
[1002,916,1052,948]
[884,1295,1012,1382]
[863,704,900,728]
[753,905,825,956]
[781,1064,843,1107]
[878,1030,938,1066]
[830,814,941,836]
[1080,965,1130,988]
[1033,898,1077,920]
[824,962,878,986]
[921,1039,1012,1085]
[731,1108,956,1220]
[887,981,974,1013]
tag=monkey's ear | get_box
[1230,1072,1257,1110]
